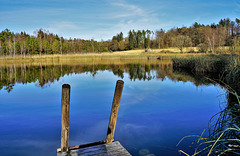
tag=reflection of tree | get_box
[128,64,153,81]
[156,63,173,81]
[112,69,124,79]
[1,60,229,93]
[0,62,173,92]
[5,84,14,93]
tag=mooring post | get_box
[61,84,70,152]
[106,80,124,143]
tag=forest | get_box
[0,17,239,56]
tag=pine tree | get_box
[128,30,134,50]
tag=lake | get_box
[0,59,225,156]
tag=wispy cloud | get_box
[234,0,240,14]
[47,21,82,37]
[80,0,173,40]
[110,1,144,19]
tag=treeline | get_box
[0,29,109,56]
[155,18,240,53]
[0,18,239,56]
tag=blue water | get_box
[0,70,223,156]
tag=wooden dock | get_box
[57,80,131,156]
[57,141,131,156]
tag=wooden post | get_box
[61,84,70,152]
[106,80,124,143]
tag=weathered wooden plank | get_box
[106,80,124,143]
[77,143,124,155]
[94,147,130,156]
[61,84,70,152]
[57,141,131,156]
[76,141,125,154]
[70,140,106,151]
[57,140,106,153]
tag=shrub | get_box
[197,43,208,53]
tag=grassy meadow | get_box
[0,46,237,64]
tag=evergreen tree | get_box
[128,30,134,50]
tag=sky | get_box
[0,0,239,41]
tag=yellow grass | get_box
[0,57,172,67]
[110,47,198,54]
[0,47,236,64]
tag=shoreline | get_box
[0,48,238,64]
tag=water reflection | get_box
[0,60,171,92]
[0,59,233,156]
[0,59,217,93]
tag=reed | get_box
[225,57,240,91]
[197,93,239,156]
[175,54,240,155]
[172,55,231,74]
[178,92,240,156]
[173,55,240,89]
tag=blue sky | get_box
[0,0,239,40]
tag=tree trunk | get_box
[212,35,215,54]
[40,38,42,56]
[24,42,26,57]
[61,41,63,55]
[14,38,16,57]
[0,41,2,56]
[9,40,12,57]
